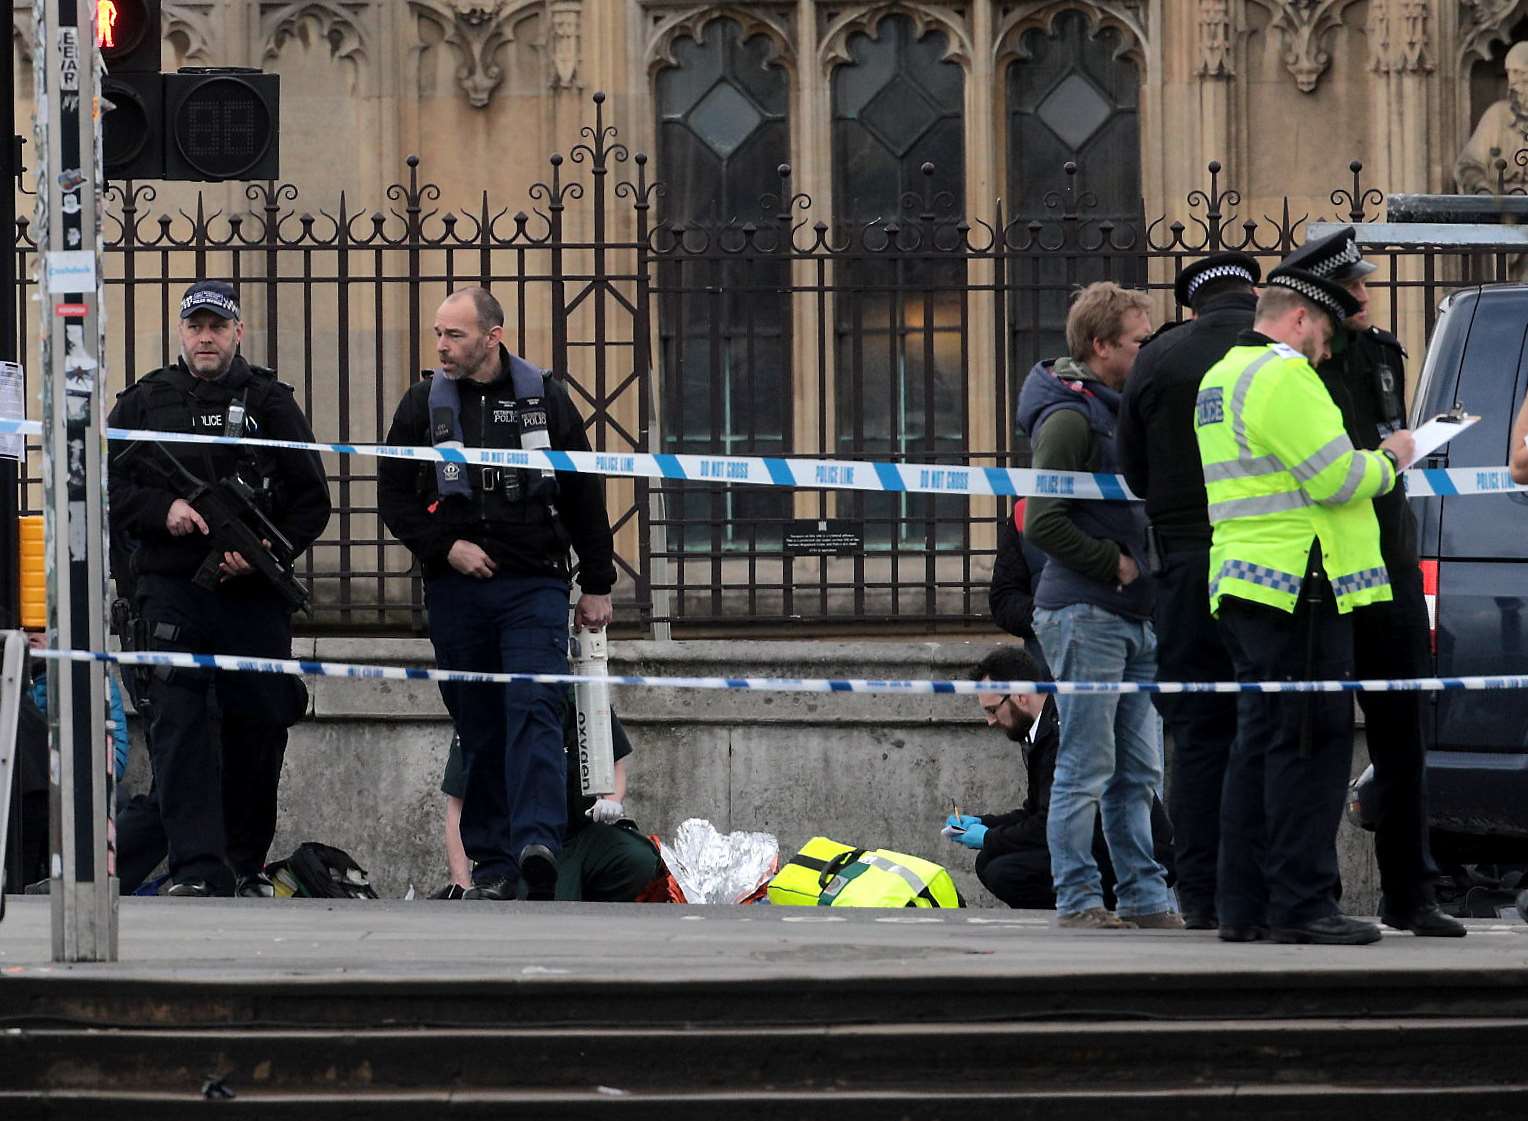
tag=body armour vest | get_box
[425,354,560,526]
[135,360,280,505]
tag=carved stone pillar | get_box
[1196,0,1235,186]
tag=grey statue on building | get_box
[1457,41,1528,194]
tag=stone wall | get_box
[212,637,1383,912]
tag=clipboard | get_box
[1405,408,1478,468]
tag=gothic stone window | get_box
[1006,9,1144,457]
[655,17,791,553]
[831,13,966,550]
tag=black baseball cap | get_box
[1173,251,1262,309]
[1280,227,1376,281]
[1264,266,1362,324]
[179,280,240,320]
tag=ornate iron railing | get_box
[9,94,1520,633]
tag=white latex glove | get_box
[586,797,624,825]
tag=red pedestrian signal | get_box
[97,0,159,71]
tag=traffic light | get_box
[96,0,161,72]
[164,70,280,181]
[100,0,165,179]
[98,2,282,182]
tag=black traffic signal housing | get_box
[100,0,165,180]
[99,1,282,182]
[163,69,280,181]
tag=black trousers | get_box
[977,847,1064,910]
[124,575,297,894]
[977,844,1125,911]
[1353,565,1438,912]
[1151,542,1239,917]
[1217,579,1355,929]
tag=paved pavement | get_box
[2,897,1526,984]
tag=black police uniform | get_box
[377,347,616,896]
[1117,288,1256,923]
[1317,324,1439,913]
[107,355,331,895]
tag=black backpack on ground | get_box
[268,842,379,899]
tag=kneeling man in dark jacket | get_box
[950,646,1177,910]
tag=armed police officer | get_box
[1195,266,1414,945]
[1117,252,1260,930]
[378,287,616,902]
[108,281,331,897]
[1281,228,1465,937]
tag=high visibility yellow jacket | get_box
[1194,340,1395,615]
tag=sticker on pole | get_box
[58,28,80,92]
[0,361,23,460]
[46,251,96,293]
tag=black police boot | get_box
[1270,915,1382,945]
[1217,924,1268,943]
[235,872,276,899]
[1380,900,1467,938]
[165,879,215,898]
[462,877,516,901]
[519,844,558,902]
[1182,907,1219,931]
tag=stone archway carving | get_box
[409,0,546,109]
[817,2,977,73]
[1245,0,1369,93]
[163,1,218,65]
[644,4,796,79]
[261,2,370,92]
[993,2,1150,68]
[1460,0,1528,66]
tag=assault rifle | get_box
[113,440,311,615]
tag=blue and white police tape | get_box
[3,413,1522,500]
[30,645,1528,696]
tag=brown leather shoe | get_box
[1122,910,1186,929]
[1056,907,1135,929]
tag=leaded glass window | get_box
[831,14,966,550]
[656,18,790,553]
[1006,11,1144,456]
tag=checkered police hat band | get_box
[1270,275,1345,320]
[1311,238,1361,279]
[181,291,239,317]
[1185,264,1255,302]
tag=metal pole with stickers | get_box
[36,0,116,960]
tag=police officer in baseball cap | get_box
[107,280,331,897]
[1117,250,1261,929]
[1288,228,1465,937]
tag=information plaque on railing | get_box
[784,520,864,557]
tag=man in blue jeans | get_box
[1016,281,1180,930]
[378,287,615,901]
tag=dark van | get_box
[1407,283,1528,885]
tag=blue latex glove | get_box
[955,822,988,849]
[944,813,983,831]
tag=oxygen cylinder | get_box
[570,626,615,796]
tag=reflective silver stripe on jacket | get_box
[1288,433,1355,485]
[1202,454,1283,484]
[1229,351,1279,463]
[1207,490,1312,523]
[1319,452,1371,506]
